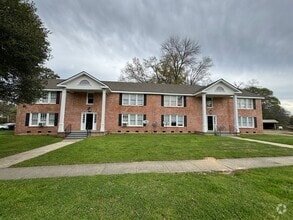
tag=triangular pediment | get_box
[57,71,109,91]
[195,79,241,96]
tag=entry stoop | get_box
[65,131,88,139]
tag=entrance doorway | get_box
[207,115,217,131]
[81,112,97,130]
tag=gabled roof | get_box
[43,73,262,98]
[56,71,109,88]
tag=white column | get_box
[100,89,106,132]
[202,94,207,132]
[58,89,67,132]
[233,95,240,133]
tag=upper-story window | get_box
[163,95,184,107]
[237,98,253,109]
[122,94,144,106]
[87,93,94,104]
[36,92,57,104]
[206,97,213,108]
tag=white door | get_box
[81,112,97,131]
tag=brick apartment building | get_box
[15,71,263,136]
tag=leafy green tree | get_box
[0,101,16,123]
[120,36,212,85]
[0,0,58,104]
[244,86,290,126]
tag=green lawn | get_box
[15,134,293,167]
[241,134,293,145]
[0,131,62,158]
[0,166,292,219]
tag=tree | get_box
[0,0,58,104]
[0,101,16,123]
[119,36,213,85]
[244,86,291,126]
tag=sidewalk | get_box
[0,139,81,169]
[0,156,292,180]
[231,136,293,149]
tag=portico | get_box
[56,71,109,133]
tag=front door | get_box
[81,113,97,130]
[207,115,217,131]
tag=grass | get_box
[15,134,293,167]
[0,131,62,158]
[0,166,292,219]
[241,134,293,145]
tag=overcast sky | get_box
[34,0,293,114]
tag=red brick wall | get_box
[15,103,60,135]
[15,91,263,135]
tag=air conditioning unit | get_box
[122,122,128,126]
[38,122,46,127]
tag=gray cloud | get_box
[34,0,293,113]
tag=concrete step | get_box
[65,131,89,139]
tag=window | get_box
[87,93,94,104]
[238,116,255,128]
[237,99,253,109]
[207,97,213,108]
[121,114,144,126]
[163,115,185,127]
[36,92,57,104]
[29,113,57,126]
[164,96,184,107]
[122,94,144,106]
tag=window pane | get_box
[42,93,48,103]
[130,95,136,105]
[48,113,55,125]
[238,117,241,127]
[242,117,247,127]
[137,95,144,105]
[40,113,47,125]
[122,94,129,105]
[31,113,38,125]
[87,93,94,104]
[177,115,184,126]
[171,115,176,126]
[170,96,176,107]
[177,96,183,106]
[137,114,143,125]
[237,100,241,109]
[164,96,170,106]
[50,92,57,104]
[247,117,253,127]
[164,115,170,126]
[122,114,128,123]
[207,98,213,108]
[247,99,253,109]
[129,114,136,125]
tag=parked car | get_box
[0,123,16,130]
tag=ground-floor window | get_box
[29,113,57,126]
[121,114,144,126]
[238,116,255,128]
[162,115,186,127]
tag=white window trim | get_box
[237,98,253,110]
[164,95,184,107]
[238,116,255,128]
[29,113,56,127]
[122,94,144,106]
[121,114,144,127]
[86,93,94,105]
[36,92,57,104]
[163,115,185,127]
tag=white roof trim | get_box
[56,71,109,89]
[194,79,242,95]
[238,96,265,99]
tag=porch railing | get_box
[64,124,72,137]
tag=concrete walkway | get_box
[231,136,293,149]
[0,139,81,169]
[0,156,292,180]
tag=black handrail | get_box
[64,124,71,137]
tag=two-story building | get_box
[15,71,263,136]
